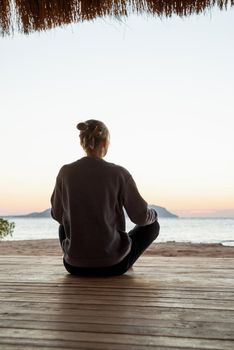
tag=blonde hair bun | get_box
[77,119,109,153]
[77,122,88,131]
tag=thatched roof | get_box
[1,0,233,36]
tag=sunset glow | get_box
[1,9,233,217]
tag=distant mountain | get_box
[149,205,178,218]
[9,209,52,218]
[8,205,178,219]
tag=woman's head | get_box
[77,119,109,157]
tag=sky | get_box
[0,7,234,217]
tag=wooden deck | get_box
[0,255,234,349]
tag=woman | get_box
[51,119,159,276]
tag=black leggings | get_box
[59,220,160,276]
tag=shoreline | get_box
[0,239,234,257]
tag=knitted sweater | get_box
[51,156,157,267]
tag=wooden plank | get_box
[1,289,234,305]
[1,311,233,330]
[1,293,234,310]
[1,328,234,349]
[1,281,233,294]
[0,317,234,340]
[0,337,204,350]
[1,284,234,300]
[1,301,234,325]
[0,276,233,289]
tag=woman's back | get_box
[51,156,132,267]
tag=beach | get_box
[0,239,234,257]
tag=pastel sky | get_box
[0,7,234,217]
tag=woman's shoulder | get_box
[103,160,131,178]
[56,160,79,176]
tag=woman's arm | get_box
[50,173,63,224]
[123,175,157,226]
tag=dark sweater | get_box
[51,156,157,267]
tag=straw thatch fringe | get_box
[1,0,233,36]
[0,0,10,35]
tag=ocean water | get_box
[3,217,234,246]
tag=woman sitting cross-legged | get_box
[51,119,160,276]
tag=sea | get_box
[3,216,234,246]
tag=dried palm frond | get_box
[0,0,233,36]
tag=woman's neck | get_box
[86,149,103,159]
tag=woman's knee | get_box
[151,220,160,239]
